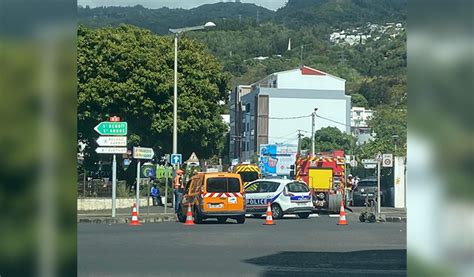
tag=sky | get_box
[77,0,288,11]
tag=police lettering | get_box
[246,198,268,205]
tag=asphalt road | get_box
[78,215,406,277]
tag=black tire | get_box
[298,212,310,219]
[271,204,284,219]
[193,207,203,224]
[359,213,366,222]
[177,207,186,223]
[217,217,227,224]
[236,215,245,224]
[368,213,376,223]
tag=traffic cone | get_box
[264,202,275,225]
[184,203,195,226]
[129,203,142,226]
[337,200,348,225]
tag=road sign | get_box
[364,163,377,169]
[171,154,182,166]
[133,147,154,160]
[375,152,382,162]
[382,153,393,167]
[362,159,377,164]
[95,147,128,154]
[94,122,127,136]
[96,136,127,146]
[186,152,199,166]
[141,163,156,178]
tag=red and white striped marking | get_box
[203,192,243,198]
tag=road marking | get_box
[329,214,340,217]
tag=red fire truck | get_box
[291,150,345,213]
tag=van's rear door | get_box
[203,177,244,212]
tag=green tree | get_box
[358,106,406,157]
[78,25,231,171]
[351,93,369,107]
[301,127,355,153]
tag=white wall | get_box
[268,97,349,145]
[394,156,406,208]
[277,70,345,91]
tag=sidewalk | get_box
[349,206,407,223]
[78,204,177,224]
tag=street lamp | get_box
[392,134,399,154]
[169,22,216,156]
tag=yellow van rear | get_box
[178,172,246,224]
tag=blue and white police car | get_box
[244,178,313,219]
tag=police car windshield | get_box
[287,182,309,192]
[239,171,259,182]
[206,177,241,193]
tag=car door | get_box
[245,181,277,213]
[245,181,265,213]
[180,179,194,214]
[284,182,311,208]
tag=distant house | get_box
[229,66,351,162]
[351,107,374,145]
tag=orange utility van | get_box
[177,172,246,224]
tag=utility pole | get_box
[297,130,304,155]
[311,108,318,157]
[300,45,304,66]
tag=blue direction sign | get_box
[170,154,182,166]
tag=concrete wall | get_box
[78,197,153,211]
[277,70,345,90]
[394,156,406,208]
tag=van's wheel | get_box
[177,207,186,223]
[236,215,245,224]
[271,204,283,219]
[193,207,203,224]
[298,212,310,219]
[217,217,227,224]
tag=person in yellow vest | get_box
[173,169,184,213]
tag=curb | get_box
[349,211,406,223]
[383,216,406,223]
[78,214,177,224]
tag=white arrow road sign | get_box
[171,154,182,166]
[95,147,128,154]
[133,147,155,160]
[96,136,127,146]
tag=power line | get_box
[315,113,351,127]
[259,114,312,120]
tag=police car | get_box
[244,179,312,219]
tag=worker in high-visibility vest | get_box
[173,169,184,213]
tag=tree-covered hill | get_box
[78,1,406,109]
[275,0,407,28]
[78,3,274,35]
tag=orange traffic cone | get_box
[184,203,195,226]
[129,203,142,226]
[264,202,275,225]
[337,200,348,225]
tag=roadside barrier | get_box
[129,203,142,226]
[184,203,195,226]
[337,200,347,225]
[264,202,275,225]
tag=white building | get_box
[351,107,374,145]
[229,66,351,162]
